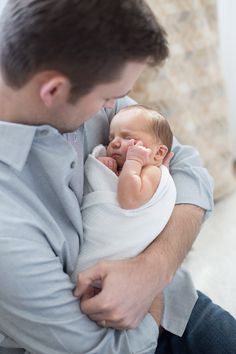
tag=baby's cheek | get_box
[124,146,129,158]
[106,145,112,157]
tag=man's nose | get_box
[103,99,116,109]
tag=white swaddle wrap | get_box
[73,144,176,279]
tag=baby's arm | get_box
[97,156,118,174]
[117,141,161,209]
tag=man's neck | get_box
[0,81,41,126]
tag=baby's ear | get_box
[156,145,168,157]
[154,145,168,163]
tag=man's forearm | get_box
[139,204,204,289]
[149,292,164,327]
[75,204,204,330]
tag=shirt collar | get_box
[0,121,58,171]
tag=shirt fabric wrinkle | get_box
[0,97,213,354]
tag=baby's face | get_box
[107,109,159,168]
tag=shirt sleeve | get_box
[170,137,214,220]
[0,232,158,354]
[107,96,214,220]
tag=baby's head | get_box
[121,104,173,151]
[107,104,173,167]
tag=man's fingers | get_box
[80,287,141,330]
[96,320,129,330]
[80,286,96,301]
[85,303,138,330]
[80,291,106,315]
[85,311,105,323]
[74,264,105,298]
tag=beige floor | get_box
[184,190,236,317]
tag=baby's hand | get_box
[97,156,118,173]
[126,140,153,166]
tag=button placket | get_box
[40,129,49,137]
[70,161,76,169]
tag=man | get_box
[0,1,235,353]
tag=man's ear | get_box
[40,76,71,107]
[154,144,168,162]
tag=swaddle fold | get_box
[72,145,176,280]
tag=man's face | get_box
[51,61,146,133]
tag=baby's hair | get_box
[120,104,173,152]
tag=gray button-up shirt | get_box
[0,97,213,354]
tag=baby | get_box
[98,104,173,209]
[72,104,176,277]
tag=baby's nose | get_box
[111,137,121,147]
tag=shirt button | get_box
[40,129,49,136]
[70,161,76,169]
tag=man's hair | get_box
[120,105,173,152]
[0,0,168,100]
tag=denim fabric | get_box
[156,291,236,354]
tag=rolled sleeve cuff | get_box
[173,165,214,221]
[162,268,198,336]
[171,141,214,221]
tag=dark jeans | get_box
[156,291,236,354]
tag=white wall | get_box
[217,1,236,159]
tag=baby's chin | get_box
[115,156,125,169]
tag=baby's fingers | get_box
[128,139,135,147]
[135,140,144,147]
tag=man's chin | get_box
[59,110,98,133]
[60,120,86,134]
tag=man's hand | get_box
[74,204,204,330]
[149,292,164,327]
[74,256,161,330]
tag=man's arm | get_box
[0,232,159,354]
[139,134,213,283]
[139,203,204,286]
[75,204,204,329]
[74,96,214,329]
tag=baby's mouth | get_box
[111,153,120,159]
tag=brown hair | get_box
[120,104,173,152]
[0,0,168,100]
